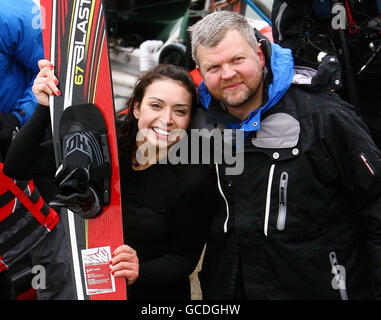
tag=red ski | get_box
[40,0,126,300]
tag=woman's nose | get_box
[162,108,174,125]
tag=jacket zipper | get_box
[277,172,288,231]
[329,252,348,300]
[215,163,230,234]
[264,164,275,236]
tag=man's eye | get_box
[207,65,218,72]
[234,57,243,62]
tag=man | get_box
[188,11,381,299]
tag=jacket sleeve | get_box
[3,105,55,179]
[0,1,44,125]
[11,79,41,126]
[320,102,381,298]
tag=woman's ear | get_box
[133,101,140,119]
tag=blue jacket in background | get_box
[0,0,44,126]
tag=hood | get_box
[292,55,343,93]
[198,39,294,132]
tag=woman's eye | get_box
[150,103,161,109]
[175,109,187,115]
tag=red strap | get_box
[5,182,46,226]
[0,255,7,272]
[28,180,35,194]
[35,197,44,211]
[0,163,58,229]
[45,207,59,231]
[345,0,358,34]
[189,68,203,87]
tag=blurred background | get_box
[104,0,274,113]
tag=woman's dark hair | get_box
[118,64,198,165]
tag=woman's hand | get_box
[110,244,139,285]
[32,59,61,107]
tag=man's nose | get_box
[221,64,236,80]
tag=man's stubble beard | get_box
[222,84,256,109]
[222,78,263,109]
[222,68,264,109]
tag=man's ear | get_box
[257,43,266,68]
[133,101,140,119]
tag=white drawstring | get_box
[215,163,230,233]
[264,164,275,236]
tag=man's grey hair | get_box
[188,11,258,67]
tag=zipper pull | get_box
[329,252,348,300]
[277,172,288,231]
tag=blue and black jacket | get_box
[197,31,381,300]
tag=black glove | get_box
[50,166,101,219]
[0,112,21,158]
[49,129,110,219]
[49,104,111,219]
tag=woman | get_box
[4,61,214,300]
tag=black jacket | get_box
[121,161,214,299]
[198,43,381,300]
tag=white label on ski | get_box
[81,246,115,296]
